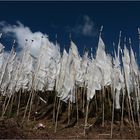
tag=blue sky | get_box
[0,1,140,57]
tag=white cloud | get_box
[0,21,51,56]
[71,15,97,37]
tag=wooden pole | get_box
[17,90,22,116]
[68,99,71,125]
[8,93,15,118]
[95,93,98,113]
[27,90,35,121]
[1,94,8,117]
[84,100,90,135]
[52,94,57,124]
[120,88,125,131]
[136,82,140,127]
[102,86,105,127]
[22,91,32,123]
[82,87,86,113]
[54,98,60,133]
[128,95,136,134]
[76,87,79,125]
[2,95,12,118]
[110,88,115,138]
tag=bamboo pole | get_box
[2,95,12,118]
[95,93,98,113]
[22,91,32,123]
[120,88,125,131]
[1,94,8,117]
[110,88,115,138]
[76,87,79,125]
[136,83,140,127]
[68,99,71,125]
[17,90,22,116]
[54,98,60,133]
[102,86,105,127]
[84,100,90,135]
[27,90,35,121]
[8,93,15,117]
[128,95,136,134]
[82,86,86,113]
[52,94,57,124]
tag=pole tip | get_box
[129,38,131,44]
[0,33,2,38]
[138,27,140,34]
[99,26,103,37]
[69,33,72,41]
[124,37,126,43]
[55,34,58,44]
[113,42,115,47]
[13,40,16,44]
[119,31,122,37]
[100,25,103,31]
[55,34,57,39]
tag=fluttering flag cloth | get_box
[0,33,139,108]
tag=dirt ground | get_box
[0,117,140,139]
